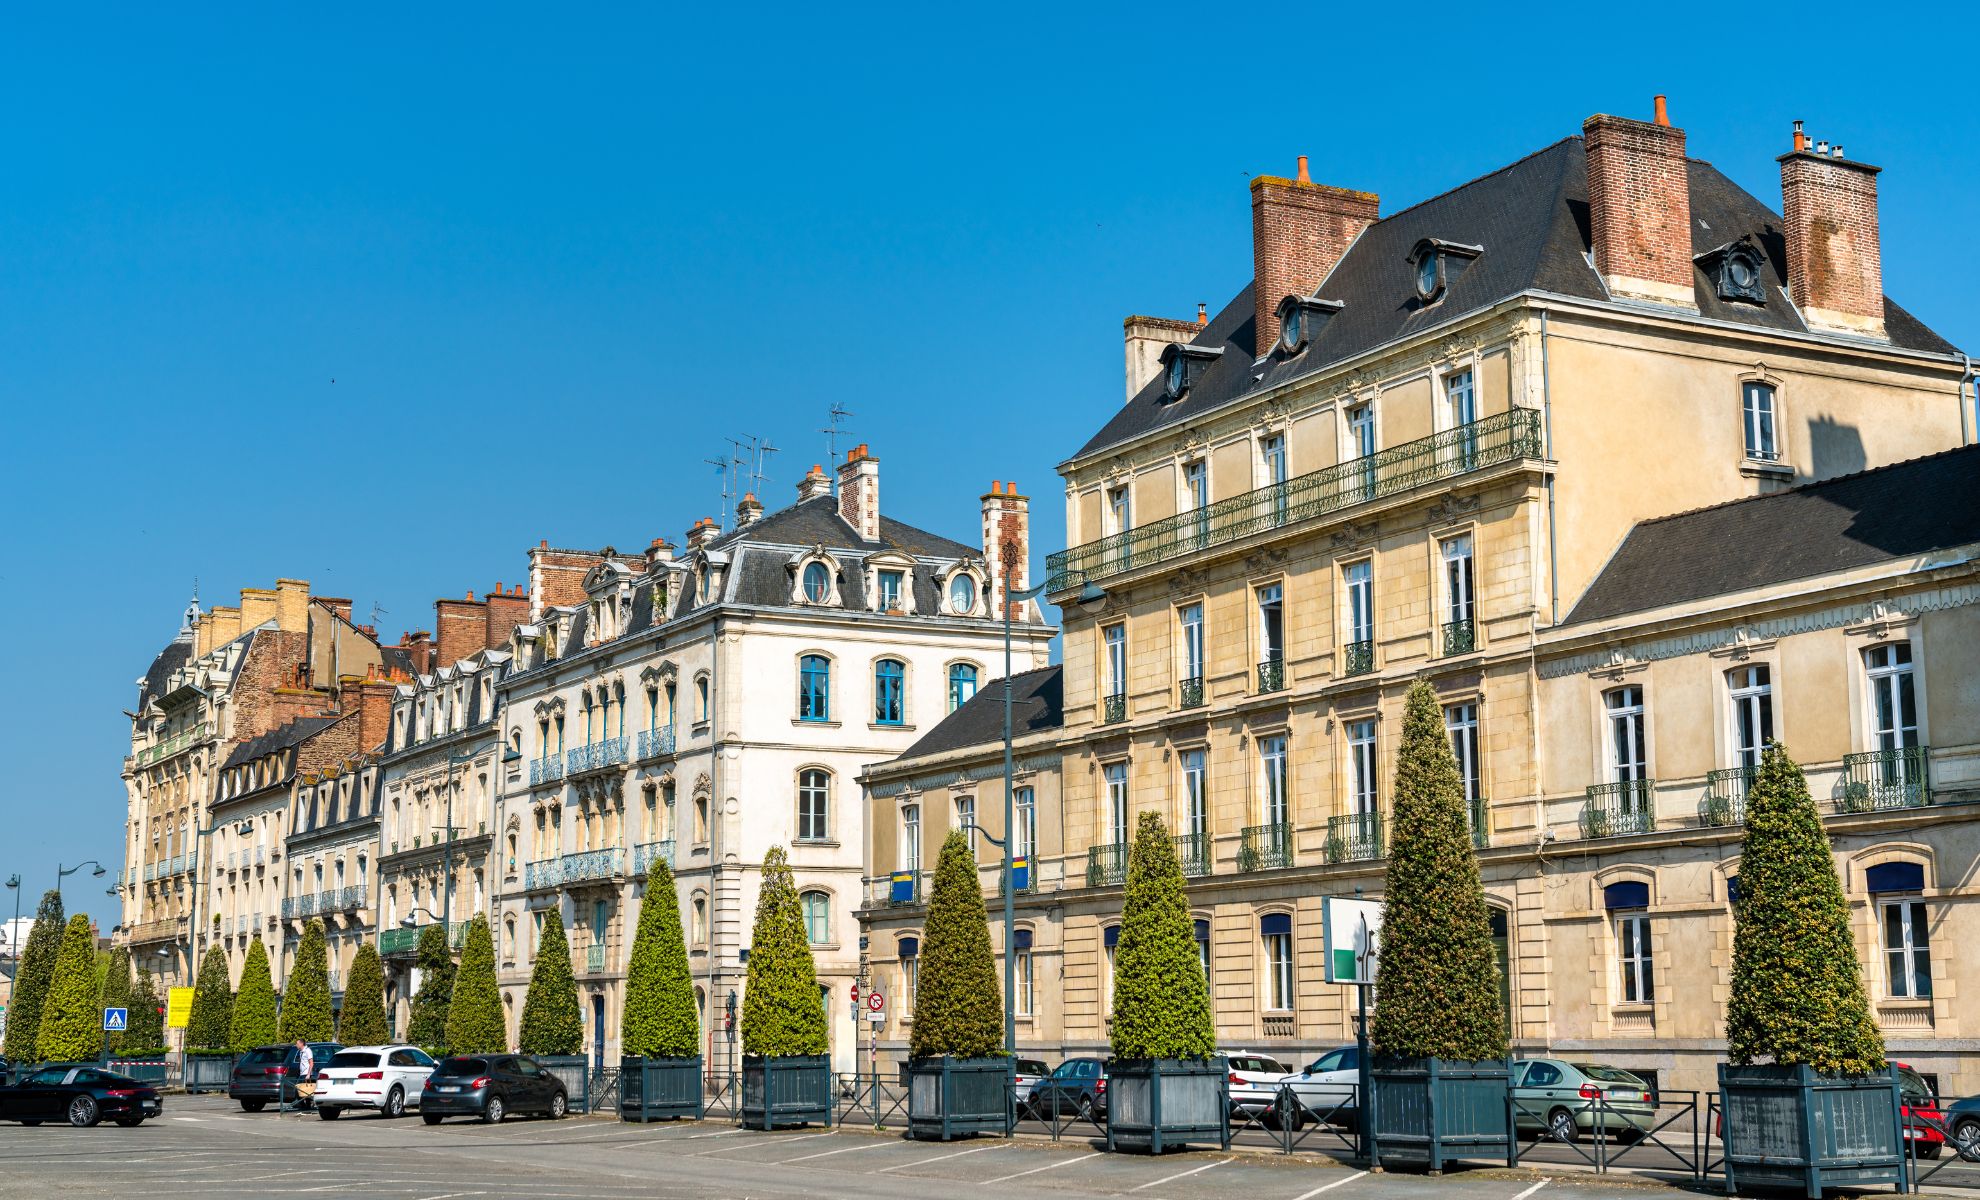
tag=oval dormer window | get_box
[1726,255,1757,293]
[1166,354,1186,396]
[1280,307,1302,354]
[803,561,830,603]
[1416,252,1440,299]
[949,574,976,614]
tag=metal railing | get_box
[580,942,608,974]
[1046,409,1544,592]
[1257,656,1285,693]
[567,736,629,774]
[1173,831,1210,877]
[1582,780,1656,837]
[637,726,676,759]
[1700,767,1753,827]
[380,921,465,956]
[1342,639,1374,676]
[1086,842,1129,887]
[632,840,676,876]
[1101,693,1126,724]
[1840,746,1930,811]
[1238,821,1293,871]
[1325,812,1385,863]
[1468,794,1490,849]
[530,755,565,786]
[1442,617,1476,656]
[561,847,623,884]
[136,722,211,766]
[525,858,562,890]
[1176,675,1204,709]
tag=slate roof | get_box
[221,715,342,774]
[1567,443,1980,625]
[1074,138,1959,461]
[711,494,976,559]
[894,665,1063,762]
[379,644,415,676]
[140,640,193,708]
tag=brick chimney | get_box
[485,584,528,649]
[340,671,398,752]
[528,541,623,620]
[797,464,832,502]
[1252,157,1379,356]
[1123,315,1201,401]
[1583,98,1696,310]
[687,517,723,551]
[1779,121,1885,339]
[434,591,484,667]
[734,492,764,527]
[837,444,880,542]
[981,481,1032,621]
[400,630,435,676]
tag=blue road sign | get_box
[102,1007,128,1031]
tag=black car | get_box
[0,1064,163,1127]
[229,1042,342,1111]
[420,1054,569,1124]
[1027,1057,1108,1120]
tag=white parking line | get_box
[413,1193,488,1200]
[687,1128,742,1139]
[1129,1157,1226,1192]
[979,1151,1101,1184]
[1289,1169,1367,1200]
[1511,1183,1547,1200]
[700,1130,835,1155]
[782,1140,897,1163]
[171,1117,206,1123]
[874,1142,1009,1172]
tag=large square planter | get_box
[183,1053,236,1094]
[533,1054,593,1114]
[620,1055,703,1122]
[907,1056,1013,1140]
[1105,1058,1229,1154]
[1719,1063,1906,1197]
[1369,1057,1515,1173]
[105,1056,171,1086]
[741,1054,833,1129]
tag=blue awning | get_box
[1013,928,1033,950]
[1866,862,1925,894]
[1260,912,1293,936]
[1103,925,1120,949]
[1603,881,1650,910]
[898,936,919,959]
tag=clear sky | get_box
[3,3,1974,922]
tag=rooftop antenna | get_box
[725,434,779,506]
[368,601,389,627]
[705,453,739,527]
[820,402,854,466]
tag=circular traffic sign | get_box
[867,991,886,1013]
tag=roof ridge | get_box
[1633,442,1980,529]
[1374,136,1580,225]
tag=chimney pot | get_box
[1653,94,1669,126]
[1793,120,1808,152]
[539,539,548,549]
[1197,302,1208,324]
[1295,155,1310,183]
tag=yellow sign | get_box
[166,986,195,1029]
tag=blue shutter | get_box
[1103,925,1121,949]
[1726,876,1741,903]
[898,936,919,960]
[1603,881,1650,910]
[1259,912,1293,936]
[1865,862,1924,894]
[1194,919,1211,943]
[1013,928,1033,950]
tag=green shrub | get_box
[911,829,1003,1059]
[404,924,456,1052]
[1110,811,1215,1060]
[101,947,132,1056]
[1371,680,1508,1061]
[279,919,335,1043]
[123,967,166,1056]
[446,916,507,1055]
[338,943,389,1045]
[36,915,105,1062]
[230,936,279,1052]
[741,846,828,1057]
[518,908,582,1055]
[186,943,235,1054]
[1727,743,1885,1075]
[622,859,699,1059]
[2,890,65,1061]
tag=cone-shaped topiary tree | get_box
[1371,680,1508,1062]
[518,908,583,1055]
[405,923,456,1052]
[36,914,105,1062]
[2,889,65,1061]
[101,946,132,1056]
[741,846,828,1057]
[911,829,1004,1059]
[445,916,506,1055]
[1727,743,1885,1075]
[622,859,700,1059]
[1110,811,1215,1060]
[230,936,279,1052]
[126,967,166,1056]
[186,943,235,1054]
[278,919,334,1043]
[338,943,389,1045]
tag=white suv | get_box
[315,1046,439,1119]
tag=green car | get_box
[1512,1059,1656,1143]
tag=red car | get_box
[1897,1062,1947,1159]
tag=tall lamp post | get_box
[4,874,20,974]
[440,752,476,939]
[56,860,107,896]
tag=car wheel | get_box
[482,1096,506,1124]
[1918,1144,1941,1160]
[1955,1120,1980,1160]
[422,1114,443,1126]
[116,1117,145,1128]
[317,1107,341,1121]
[547,1093,567,1120]
[69,1096,101,1128]
[1076,1096,1095,1121]
[1548,1108,1579,1144]
[383,1086,405,1119]
[241,1099,267,1113]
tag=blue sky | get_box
[3,3,1974,920]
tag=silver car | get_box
[1512,1059,1655,1143]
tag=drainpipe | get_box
[1541,309,1560,627]
[1961,354,1975,446]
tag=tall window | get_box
[1263,914,1294,1011]
[1102,624,1126,702]
[1256,583,1285,665]
[802,561,831,603]
[799,655,831,722]
[1261,433,1288,486]
[1342,561,1373,656]
[1104,762,1129,846]
[1728,666,1774,769]
[1616,911,1654,1004]
[694,677,708,724]
[955,794,976,836]
[1347,403,1377,498]
[1742,381,1778,462]
[1107,484,1132,535]
[693,793,708,844]
[1445,703,1481,809]
[901,938,920,1007]
[797,769,830,842]
[801,891,830,945]
[878,569,904,611]
[1445,367,1476,427]
[1865,643,1919,754]
[1181,749,1207,838]
[1182,460,1209,548]
[1178,603,1204,690]
[947,663,978,713]
[901,805,921,873]
[1260,734,1289,827]
[1015,937,1034,1016]
[874,660,905,725]
[1103,926,1119,1009]
[1605,686,1647,782]
[1347,719,1378,815]
[1882,899,1932,999]
[1441,535,1474,647]
[1013,787,1036,860]
[691,896,707,945]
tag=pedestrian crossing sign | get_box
[102,1007,128,1032]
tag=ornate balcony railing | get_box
[1237,822,1293,871]
[379,921,466,957]
[1582,780,1657,838]
[137,722,211,767]
[530,755,565,786]
[1342,640,1375,677]
[1839,746,1930,812]
[1102,693,1126,724]
[327,969,342,994]
[1176,675,1204,709]
[567,737,629,775]
[281,894,311,918]
[581,943,607,974]
[1467,794,1490,849]
[632,840,676,877]
[1173,831,1210,877]
[637,726,676,760]
[1086,842,1130,887]
[1257,657,1285,693]
[1045,409,1544,592]
[560,848,623,884]
[336,885,367,909]
[524,859,563,891]
[1442,618,1476,656]
[1700,767,1754,827]
[1325,812,1385,863]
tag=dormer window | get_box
[1407,238,1483,304]
[1702,236,1768,304]
[878,569,904,611]
[1274,295,1345,356]
[1158,343,1224,401]
[803,561,831,603]
[949,573,976,614]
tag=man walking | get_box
[294,1039,317,1111]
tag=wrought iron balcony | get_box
[632,840,676,877]
[380,921,465,957]
[1173,831,1210,877]
[1045,409,1544,592]
[327,969,342,994]
[1700,767,1754,827]
[1325,812,1385,863]
[1467,794,1490,849]
[1342,640,1375,677]
[336,885,366,909]
[1581,780,1657,838]
[567,737,629,775]
[1257,657,1285,693]
[1839,746,1930,811]
[281,894,309,918]
[524,859,563,891]
[560,847,623,884]
[1086,842,1130,887]
[1177,675,1204,709]
[1442,618,1476,656]
[581,943,607,974]
[529,755,565,786]
[637,726,676,760]
[136,722,211,767]
[1237,822,1293,871]
[1102,692,1127,724]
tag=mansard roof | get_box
[139,641,193,709]
[221,715,341,773]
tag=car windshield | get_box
[1016,1060,1048,1076]
[1051,1061,1086,1078]
[1574,1065,1648,1086]
[242,1048,287,1065]
[438,1058,489,1076]
[327,1052,380,1069]
[1897,1066,1933,1102]
[1227,1056,1285,1073]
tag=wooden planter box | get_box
[183,1053,236,1094]
[620,1055,703,1122]
[1369,1057,1515,1173]
[533,1054,593,1115]
[907,1056,1013,1140]
[1105,1058,1229,1154]
[741,1054,833,1129]
[1719,1063,1906,1197]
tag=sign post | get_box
[102,1007,129,1033]
[866,990,885,1129]
[1323,895,1383,1159]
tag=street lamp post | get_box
[56,860,107,896]
[4,874,20,973]
[440,751,475,943]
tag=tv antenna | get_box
[820,403,854,466]
[705,453,738,527]
[368,601,389,627]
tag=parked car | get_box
[1896,1062,1947,1159]
[1028,1057,1107,1119]
[1222,1051,1295,1127]
[419,1054,569,1124]
[313,1045,438,1119]
[230,1042,342,1111]
[1512,1059,1654,1143]
[1945,1094,1980,1160]
[0,1056,11,1087]
[1012,1059,1050,1112]
[1278,1045,1362,1127]
[0,1064,163,1127]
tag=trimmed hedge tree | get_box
[741,846,828,1057]
[405,923,456,1052]
[101,947,133,1056]
[125,967,167,1056]
[911,829,1003,1059]
[447,916,507,1055]
[2,889,65,1061]
[1371,679,1507,1061]
[279,919,334,1043]
[518,908,582,1055]
[186,944,235,1054]
[230,936,279,1052]
[622,859,699,1058]
[1727,743,1885,1075]
[339,943,389,1045]
[1110,811,1215,1060]
[37,914,106,1063]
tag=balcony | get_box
[1325,812,1385,863]
[524,859,562,890]
[1102,693,1127,725]
[1085,842,1129,887]
[560,848,623,885]
[632,840,675,877]
[637,726,676,760]
[281,894,313,919]
[1046,409,1544,592]
[567,737,629,775]
[529,755,565,786]
[1442,618,1476,656]
[1341,640,1374,677]
[136,722,211,767]
[580,943,608,974]
[1700,767,1754,827]
[380,922,466,957]
[327,969,342,994]
[1581,780,1657,838]
[1839,746,1930,812]
[1467,794,1490,849]
[1257,657,1285,694]
[1173,831,1210,877]
[1177,675,1204,709]
[1238,822,1293,871]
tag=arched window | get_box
[801,891,831,944]
[694,674,710,724]
[797,770,830,842]
[799,656,831,722]
[947,663,978,713]
[949,573,977,615]
[802,561,831,604]
[691,894,708,945]
[874,660,905,725]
